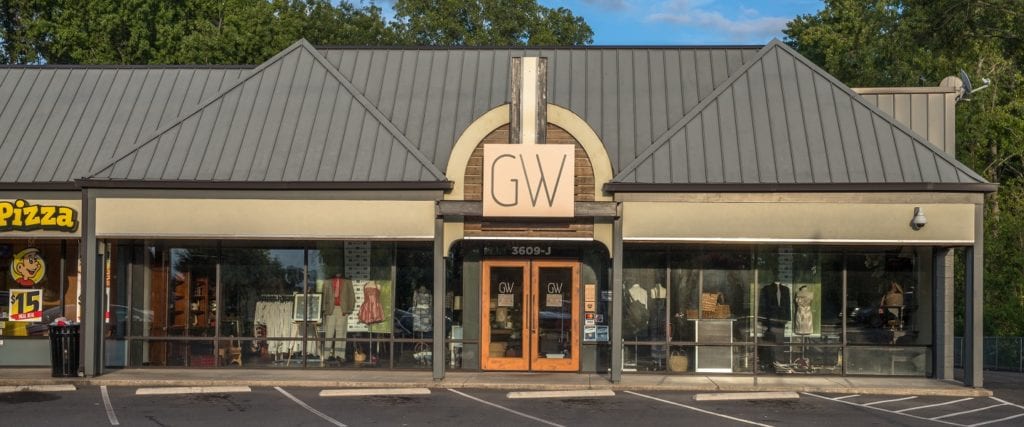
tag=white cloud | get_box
[583,0,631,10]
[647,1,789,41]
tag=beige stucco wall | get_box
[623,201,975,244]
[95,198,435,239]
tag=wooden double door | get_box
[481,259,580,372]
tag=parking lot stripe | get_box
[990,396,1024,410]
[969,412,1024,427]
[833,394,860,400]
[507,390,615,399]
[275,387,346,427]
[804,393,962,427]
[625,391,772,427]
[448,388,565,427]
[895,397,973,413]
[863,396,917,406]
[100,386,120,426]
[930,403,1007,421]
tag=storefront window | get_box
[622,244,931,377]
[114,240,433,369]
[0,240,78,338]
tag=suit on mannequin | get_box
[323,275,356,359]
[758,281,791,370]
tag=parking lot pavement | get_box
[5,385,1024,426]
[806,393,1024,426]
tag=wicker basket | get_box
[668,351,689,372]
[489,342,507,356]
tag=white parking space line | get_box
[804,393,963,427]
[0,385,77,393]
[100,386,120,426]
[832,394,860,400]
[694,392,799,402]
[507,390,615,399]
[625,391,773,427]
[448,388,566,427]
[275,387,346,427]
[863,396,918,406]
[969,412,1024,427]
[320,388,431,397]
[989,396,1024,410]
[930,404,1007,421]
[135,386,251,395]
[895,398,973,413]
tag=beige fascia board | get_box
[96,198,435,239]
[623,201,975,244]
[614,192,984,205]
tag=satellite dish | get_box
[958,69,973,100]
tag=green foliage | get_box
[0,0,592,65]
[391,0,592,46]
[786,0,1024,336]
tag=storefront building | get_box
[0,40,993,387]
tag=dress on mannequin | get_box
[412,285,432,332]
[649,284,667,339]
[358,281,385,324]
[794,286,813,335]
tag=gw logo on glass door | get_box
[483,144,574,217]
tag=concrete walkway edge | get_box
[0,369,992,397]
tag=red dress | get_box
[358,284,384,324]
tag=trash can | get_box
[49,324,80,377]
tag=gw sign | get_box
[483,144,574,217]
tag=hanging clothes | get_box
[358,282,385,324]
[412,286,433,332]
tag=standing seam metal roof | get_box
[611,40,989,186]
[0,66,249,185]
[87,40,447,183]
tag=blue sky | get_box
[543,0,825,45]
[370,1,825,45]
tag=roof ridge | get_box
[305,42,447,181]
[612,41,779,182]
[770,41,989,184]
[85,40,309,179]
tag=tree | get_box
[785,0,1024,336]
[391,0,593,46]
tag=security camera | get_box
[911,207,927,230]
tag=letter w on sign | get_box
[483,144,575,217]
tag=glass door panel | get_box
[481,261,529,371]
[530,261,579,371]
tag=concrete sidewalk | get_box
[0,368,990,397]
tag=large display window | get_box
[109,240,433,369]
[622,244,929,376]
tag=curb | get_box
[0,378,992,397]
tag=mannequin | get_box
[412,284,432,332]
[625,283,650,339]
[794,286,813,335]
[628,283,649,308]
[758,281,791,370]
[323,274,355,360]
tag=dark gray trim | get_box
[0,183,80,190]
[437,200,617,217]
[603,182,999,193]
[510,57,522,144]
[432,215,446,380]
[933,247,951,380]
[610,202,623,383]
[77,180,452,191]
[965,204,984,387]
[81,188,103,376]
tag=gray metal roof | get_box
[89,40,447,183]
[318,46,760,172]
[611,41,989,187]
[0,66,248,186]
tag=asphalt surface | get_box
[3,382,1023,427]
